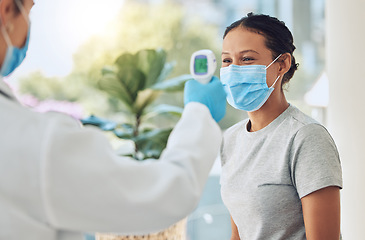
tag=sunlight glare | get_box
[67,0,124,43]
[10,0,124,78]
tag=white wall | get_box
[326,0,365,239]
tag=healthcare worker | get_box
[0,0,226,239]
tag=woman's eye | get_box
[241,57,254,62]
[222,58,231,63]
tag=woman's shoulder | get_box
[286,105,324,133]
[287,105,318,125]
[287,105,335,145]
[294,122,335,146]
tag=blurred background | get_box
[4,0,328,239]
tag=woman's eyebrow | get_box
[221,50,260,55]
[239,50,260,55]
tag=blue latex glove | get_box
[184,76,226,122]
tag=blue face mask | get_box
[220,54,282,112]
[0,0,30,77]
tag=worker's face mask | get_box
[0,0,30,77]
[220,54,282,112]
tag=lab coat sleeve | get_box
[41,102,222,235]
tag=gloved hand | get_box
[184,76,226,122]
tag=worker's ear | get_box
[277,52,291,76]
[0,0,16,28]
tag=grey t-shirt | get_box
[220,105,342,240]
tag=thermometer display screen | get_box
[194,55,208,75]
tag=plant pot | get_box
[95,218,187,240]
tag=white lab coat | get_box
[0,80,222,240]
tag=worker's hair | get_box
[223,12,299,87]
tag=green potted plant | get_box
[82,48,192,239]
[82,48,191,160]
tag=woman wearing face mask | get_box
[219,13,342,240]
[0,0,228,239]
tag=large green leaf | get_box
[151,74,192,92]
[156,61,175,83]
[135,128,173,159]
[113,52,147,104]
[113,123,135,140]
[98,74,134,110]
[81,115,117,131]
[133,89,161,115]
[101,66,118,75]
[136,49,167,89]
[115,53,136,68]
[116,65,146,103]
[98,49,180,111]
[143,104,183,120]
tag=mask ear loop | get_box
[265,53,283,70]
[0,0,29,47]
[265,54,283,89]
[1,0,30,48]
[1,24,13,47]
[269,75,281,88]
[14,0,30,26]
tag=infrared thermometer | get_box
[190,49,217,84]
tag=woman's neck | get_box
[247,91,289,132]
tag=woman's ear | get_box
[278,52,292,76]
[0,0,15,27]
